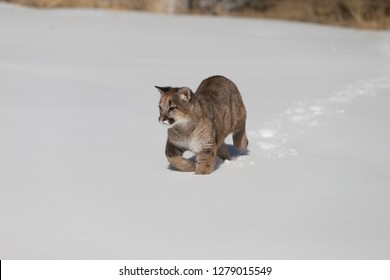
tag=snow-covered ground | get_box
[1,3,390,259]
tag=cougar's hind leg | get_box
[217,143,231,161]
[233,122,248,150]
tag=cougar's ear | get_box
[155,86,171,95]
[177,87,193,103]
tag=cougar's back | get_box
[194,75,247,144]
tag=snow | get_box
[1,3,390,259]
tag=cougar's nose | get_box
[159,115,167,124]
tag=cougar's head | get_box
[155,86,193,127]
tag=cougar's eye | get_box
[168,106,177,112]
[158,106,162,112]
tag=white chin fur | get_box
[160,120,175,128]
[159,119,188,129]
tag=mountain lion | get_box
[156,75,248,174]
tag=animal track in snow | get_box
[248,126,298,158]
[226,39,390,167]
[249,62,390,160]
[258,129,277,138]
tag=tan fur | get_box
[156,75,248,174]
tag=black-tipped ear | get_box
[155,86,171,95]
[177,87,193,103]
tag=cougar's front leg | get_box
[195,145,217,175]
[165,140,195,172]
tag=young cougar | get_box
[156,75,248,174]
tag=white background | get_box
[2,260,390,280]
